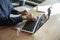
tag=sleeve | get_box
[0,9,23,26]
[10,0,21,15]
[0,15,23,26]
[11,9,19,14]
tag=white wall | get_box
[40,0,60,5]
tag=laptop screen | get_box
[29,0,45,3]
[12,0,45,3]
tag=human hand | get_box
[18,10,28,15]
[22,13,37,21]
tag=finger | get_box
[23,10,28,13]
[32,15,37,21]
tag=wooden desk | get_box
[0,3,60,40]
[0,9,48,40]
[29,9,44,16]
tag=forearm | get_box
[11,9,21,14]
[0,16,23,26]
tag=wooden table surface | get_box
[0,8,60,40]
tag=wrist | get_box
[17,11,22,14]
[22,16,27,20]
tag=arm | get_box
[11,9,28,15]
[0,15,23,26]
[11,9,21,14]
[0,9,23,26]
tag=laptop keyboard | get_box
[22,16,40,32]
[22,15,46,33]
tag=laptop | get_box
[13,7,51,34]
[21,13,48,33]
[21,7,51,34]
